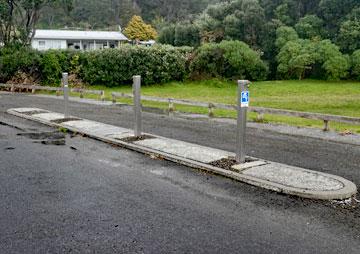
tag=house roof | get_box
[33,29,128,41]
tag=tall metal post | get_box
[236,80,250,163]
[62,72,69,118]
[133,75,142,137]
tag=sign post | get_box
[133,75,142,137]
[236,80,250,163]
[62,73,69,118]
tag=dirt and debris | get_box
[209,157,257,171]
[6,71,39,86]
[51,118,81,124]
[339,130,353,136]
[330,197,359,210]
[20,110,49,116]
[120,135,155,143]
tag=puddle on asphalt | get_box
[17,131,66,146]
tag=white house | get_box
[31,29,129,51]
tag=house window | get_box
[38,41,45,49]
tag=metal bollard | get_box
[236,80,250,163]
[62,73,69,118]
[133,75,142,137]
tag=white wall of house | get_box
[32,39,67,51]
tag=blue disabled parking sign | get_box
[241,91,249,108]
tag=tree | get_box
[158,24,176,45]
[351,50,360,80]
[295,15,324,39]
[124,15,157,41]
[318,0,358,34]
[275,26,298,49]
[190,40,268,81]
[337,8,360,53]
[275,2,294,26]
[135,0,216,22]
[174,23,200,47]
[196,0,266,48]
[277,39,316,80]
[316,40,349,80]
[277,38,349,80]
[0,0,62,46]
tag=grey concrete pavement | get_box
[8,107,357,200]
[1,114,360,253]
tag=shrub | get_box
[79,45,191,86]
[39,51,63,85]
[190,40,268,81]
[158,23,200,48]
[39,50,76,85]
[0,46,40,83]
[277,39,350,80]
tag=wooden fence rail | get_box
[0,84,105,101]
[111,92,360,131]
[2,84,358,131]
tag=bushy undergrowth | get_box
[190,41,269,81]
[0,45,40,83]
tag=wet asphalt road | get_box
[1,93,360,253]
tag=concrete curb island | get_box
[7,107,357,201]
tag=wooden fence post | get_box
[323,120,330,131]
[101,91,105,101]
[256,112,264,122]
[168,98,174,116]
[208,103,215,118]
[112,93,116,104]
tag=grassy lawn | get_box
[38,79,360,133]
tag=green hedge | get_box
[0,46,40,82]
[0,45,192,86]
[39,50,76,85]
[0,42,267,86]
[0,47,75,85]
[79,45,192,86]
